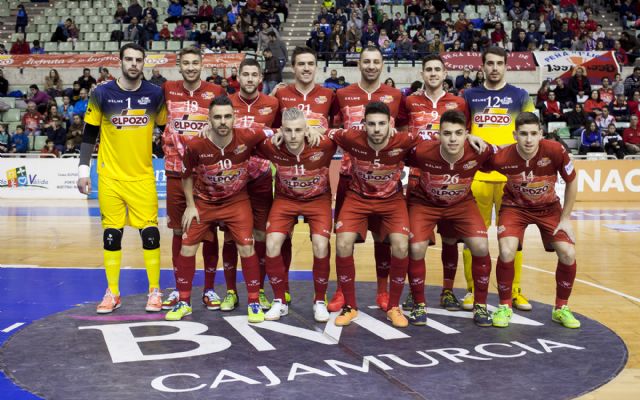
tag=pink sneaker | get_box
[145,288,163,312]
[96,289,121,314]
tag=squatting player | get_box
[462,46,536,311]
[486,112,580,329]
[77,43,167,313]
[161,47,225,311]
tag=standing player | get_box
[462,46,535,311]
[160,47,225,311]
[404,54,469,311]
[329,101,417,328]
[77,43,167,313]
[256,108,337,322]
[331,46,407,312]
[222,58,280,312]
[405,110,493,327]
[486,112,580,329]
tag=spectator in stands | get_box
[58,96,74,125]
[11,126,29,153]
[490,22,508,47]
[227,24,244,51]
[15,5,28,34]
[77,69,97,91]
[623,66,640,98]
[512,31,530,52]
[22,101,43,136]
[544,128,571,152]
[608,92,629,121]
[263,48,282,93]
[324,69,339,87]
[381,39,395,59]
[51,19,71,43]
[0,69,8,97]
[473,71,485,87]
[10,36,30,55]
[67,22,79,44]
[142,14,158,46]
[43,69,62,98]
[542,91,565,123]
[205,67,221,84]
[554,21,573,49]
[578,121,604,154]
[42,102,61,128]
[69,81,82,104]
[565,102,590,136]
[612,40,629,65]
[243,25,258,51]
[213,0,227,22]
[149,67,167,86]
[144,1,158,22]
[67,114,84,147]
[45,116,66,153]
[484,4,502,29]
[225,67,240,92]
[166,0,183,23]
[40,139,60,157]
[63,138,79,155]
[197,0,213,23]
[536,80,551,106]
[114,2,128,23]
[623,114,640,154]
[211,25,227,48]
[455,69,473,90]
[173,21,187,41]
[0,124,9,154]
[126,17,144,43]
[220,78,235,94]
[584,90,606,117]
[596,77,614,105]
[159,22,171,41]
[127,0,143,23]
[30,40,45,55]
[183,0,198,19]
[384,78,396,88]
[74,89,89,118]
[568,66,591,100]
[28,85,51,113]
[596,107,616,131]
[267,32,288,70]
[601,124,625,159]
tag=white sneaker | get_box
[313,300,330,322]
[264,299,289,321]
[461,292,474,311]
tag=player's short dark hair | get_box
[514,112,541,129]
[179,46,202,61]
[119,42,146,60]
[440,110,467,127]
[238,58,262,74]
[360,46,383,60]
[482,46,508,65]
[291,46,316,66]
[29,84,39,90]
[208,95,232,111]
[364,101,390,119]
[421,54,445,69]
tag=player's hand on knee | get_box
[77,177,91,194]
[467,135,487,153]
[182,206,200,232]
[553,218,575,243]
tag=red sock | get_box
[240,253,261,303]
[496,258,515,306]
[222,241,238,292]
[335,255,356,308]
[254,241,267,290]
[202,236,218,291]
[408,258,426,304]
[441,242,458,290]
[555,261,577,308]
[265,255,287,300]
[471,255,492,305]
[374,242,391,293]
[388,256,409,308]
[281,236,292,292]
[175,254,196,303]
[171,234,182,270]
[313,256,330,301]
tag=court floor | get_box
[0,199,639,399]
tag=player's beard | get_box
[122,67,142,82]
[362,69,381,85]
[214,124,231,137]
[368,130,389,145]
[241,84,257,97]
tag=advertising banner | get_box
[0,158,85,199]
[440,51,536,71]
[533,51,620,85]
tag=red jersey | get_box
[182,127,272,203]
[256,135,337,200]
[405,92,468,139]
[162,80,224,177]
[275,84,335,128]
[485,140,576,209]
[328,128,421,198]
[407,141,495,206]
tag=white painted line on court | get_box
[2,323,24,333]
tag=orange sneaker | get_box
[327,289,345,312]
[145,288,163,312]
[376,292,389,311]
[334,306,358,326]
[96,289,121,314]
[386,306,409,328]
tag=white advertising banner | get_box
[0,158,85,199]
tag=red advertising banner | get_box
[440,51,536,71]
[533,51,620,85]
[0,53,246,69]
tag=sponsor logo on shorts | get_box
[335,221,343,230]
[497,225,506,234]
[357,170,396,182]
[209,170,241,183]
[537,157,551,167]
[283,176,322,189]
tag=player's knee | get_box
[557,245,576,265]
[139,226,160,250]
[265,238,282,257]
[391,240,409,258]
[181,244,198,257]
[409,242,427,260]
[335,238,353,257]
[499,246,517,262]
[469,239,489,257]
[312,238,329,258]
[237,244,254,258]
[103,228,123,251]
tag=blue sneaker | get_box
[408,303,427,326]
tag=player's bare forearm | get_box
[467,134,487,153]
[561,178,578,220]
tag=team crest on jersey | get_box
[309,151,324,162]
[565,160,574,175]
[137,96,151,105]
[445,102,459,110]
[234,144,247,155]
[110,109,150,128]
[462,160,478,170]
[202,91,216,100]
[537,157,551,167]
[380,95,394,104]
[500,97,513,105]
[258,107,273,115]
[387,148,403,157]
[315,96,328,104]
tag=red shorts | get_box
[183,196,254,246]
[497,203,573,251]
[336,191,410,241]
[166,176,186,230]
[408,197,488,244]
[248,171,273,232]
[267,194,332,238]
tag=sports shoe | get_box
[96,289,121,314]
[259,289,271,310]
[461,291,474,311]
[162,290,179,310]
[408,303,428,326]
[327,290,345,312]
[386,306,409,328]
[265,299,289,321]
[202,290,221,310]
[335,306,358,326]
[552,305,581,329]
[220,290,238,311]
[285,291,292,304]
[512,289,533,311]
[473,304,492,327]
[165,301,192,321]
[313,300,330,322]
[248,302,265,323]
[376,291,389,311]
[401,292,414,311]
[440,289,461,311]
[492,304,513,328]
[145,288,163,312]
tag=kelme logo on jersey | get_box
[111,109,150,129]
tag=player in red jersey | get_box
[220,58,280,312]
[405,110,494,327]
[161,47,226,312]
[403,55,470,312]
[167,95,272,323]
[485,112,580,329]
[256,108,337,322]
[328,101,417,328]
[330,46,408,313]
